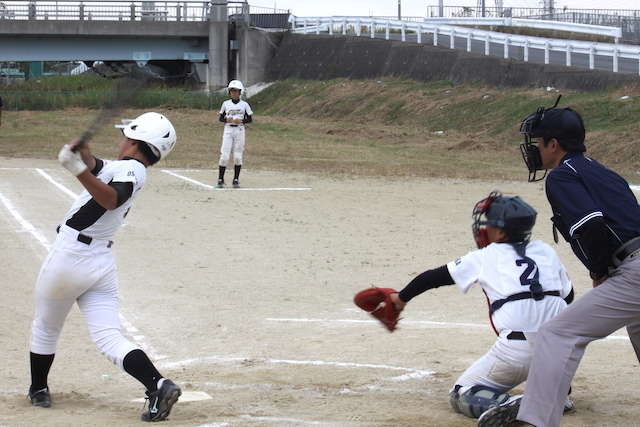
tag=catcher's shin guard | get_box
[455,385,510,419]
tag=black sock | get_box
[218,166,226,181]
[122,349,162,392]
[30,352,55,391]
[234,165,241,181]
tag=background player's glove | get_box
[354,287,403,332]
[58,144,88,176]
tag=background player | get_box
[29,112,181,422]
[388,190,574,420]
[479,104,640,427]
[216,80,253,188]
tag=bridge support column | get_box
[208,1,228,90]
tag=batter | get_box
[29,112,181,422]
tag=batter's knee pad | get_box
[454,385,510,419]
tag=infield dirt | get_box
[0,157,638,427]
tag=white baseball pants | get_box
[30,226,140,369]
[219,125,245,167]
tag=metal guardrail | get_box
[290,16,640,75]
[425,5,640,19]
[0,0,290,25]
[0,0,212,21]
[421,17,623,41]
[424,6,640,44]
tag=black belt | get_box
[77,233,92,244]
[612,236,640,266]
[229,124,239,127]
[490,291,561,314]
[507,331,526,340]
[57,225,113,248]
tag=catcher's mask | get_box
[519,95,586,182]
[472,190,537,249]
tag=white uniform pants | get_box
[518,256,640,427]
[454,335,532,395]
[219,125,245,167]
[30,227,139,370]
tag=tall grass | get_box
[0,75,227,111]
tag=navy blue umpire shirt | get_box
[546,152,640,278]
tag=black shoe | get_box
[477,395,524,426]
[28,387,51,408]
[216,179,225,189]
[232,179,240,188]
[141,379,181,422]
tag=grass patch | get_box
[2,77,640,182]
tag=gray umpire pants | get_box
[518,256,640,427]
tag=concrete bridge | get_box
[2,1,639,92]
[0,1,281,90]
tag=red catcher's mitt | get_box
[354,287,402,332]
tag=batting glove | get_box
[58,144,88,176]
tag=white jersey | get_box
[447,240,572,334]
[62,158,146,241]
[219,99,253,123]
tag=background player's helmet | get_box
[228,80,244,92]
[117,112,177,163]
[472,190,537,248]
[519,96,586,181]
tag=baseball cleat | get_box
[477,395,523,426]
[215,179,225,189]
[28,387,51,408]
[564,395,575,413]
[141,379,181,422]
[232,179,240,188]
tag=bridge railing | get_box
[290,16,640,75]
[0,1,212,22]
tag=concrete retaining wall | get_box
[236,27,281,88]
[266,33,640,91]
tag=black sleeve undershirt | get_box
[109,182,134,208]
[398,265,455,303]
[243,113,252,124]
[219,113,226,123]
[91,157,104,175]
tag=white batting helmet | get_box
[116,112,176,162]
[228,80,244,92]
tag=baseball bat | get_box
[73,74,150,152]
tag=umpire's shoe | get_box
[141,379,181,422]
[28,386,51,408]
[477,395,528,426]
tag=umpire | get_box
[478,104,640,427]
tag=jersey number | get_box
[516,256,539,287]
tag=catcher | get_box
[355,190,574,420]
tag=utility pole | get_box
[398,0,401,20]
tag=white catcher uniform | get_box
[31,157,146,369]
[218,99,253,167]
[447,240,572,395]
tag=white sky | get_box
[266,0,640,17]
